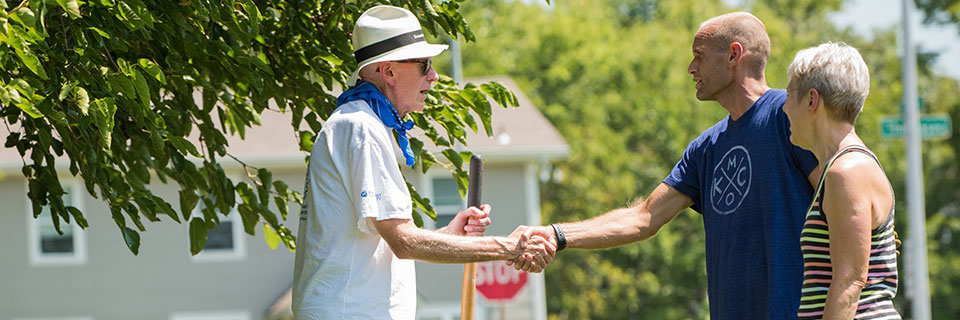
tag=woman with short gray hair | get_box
[783,42,901,320]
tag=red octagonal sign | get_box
[475,260,528,303]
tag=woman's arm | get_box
[820,153,889,319]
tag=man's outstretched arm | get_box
[373,205,556,272]
[509,183,692,270]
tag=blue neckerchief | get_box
[337,81,416,167]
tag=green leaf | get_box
[66,206,88,228]
[11,8,36,28]
[73,86,89,115]
[298,130,315,152]
[116,1,144,30]
[240,0,260,34]
[317,51,343,65]
[480,82,513,109]
[272,180,289,197]
[92,98,116,149]
[5,132,20,148]
[133,70,150,108]
[179,190,200,221]
[56,0,81,19]
[237,204,258,235]
[407,182,436,227]
[1,86,22,105]
[150,129,164,155]
[273,196,289,220]
[411,204,424,228]
[257,168,272,204]
[236,182,258,206]
[116,58,133,76]
[15,100,44,118]
[189,218,207,255]
[9,78,35,97]
[124,203,145,231]
[150,195,180,223]
[87,27,110,39]
[58,82,77,101]
[263,223,281,250]
[3,28,48,79]
[441,148,464,169]
[107,75,138,108]
[121,227,140,255]
[133,195,160,222]
[137,59,166,84]
[168,136,201,157]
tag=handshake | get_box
[503,225,562,273]
[452,205,562,273]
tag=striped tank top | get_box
[799,145,900,320]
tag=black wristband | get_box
[551,223,567,251]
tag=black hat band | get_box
[354,30,425,64]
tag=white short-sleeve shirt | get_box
[292,99,415,319]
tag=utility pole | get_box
[449,37,463,85]
[901,0,932,319]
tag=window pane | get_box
[431,178,463,206]
[204,221,235,250]
[435,214,455,229]
[432,178,463,229]
[37,193,76,255]
[40,224,74,253]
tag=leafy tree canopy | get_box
[452,0,960,318]
[915,0,960,27]
[0,0,517,255]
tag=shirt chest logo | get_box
[711,145,752,215]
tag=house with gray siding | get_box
[0,76,567,320]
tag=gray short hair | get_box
[787,42,870,124]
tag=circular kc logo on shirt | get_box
[711,145,752,215]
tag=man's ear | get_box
[728,42,743,66]
[379,61,398,86]
[808,88,820,114]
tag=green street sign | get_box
[880,114,952,140]
[899,97,925,113]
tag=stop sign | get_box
[475,260,528,302]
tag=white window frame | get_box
[25,179,87,267]
[169,310,250,320]
[420,170,466,230]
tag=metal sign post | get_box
[901,0,932,318]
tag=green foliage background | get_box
[3,0,959,318]
[441,0,960,318]
[0,0,518,256]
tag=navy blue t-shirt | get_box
[663,89,818,320]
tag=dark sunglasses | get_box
[394,58,433,75]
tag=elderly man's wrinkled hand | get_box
[504,225,556,273]
[443,204,491,236]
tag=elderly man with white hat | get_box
[291,5,555,319]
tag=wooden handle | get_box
[460,155,483,320]
[461,262,478,320]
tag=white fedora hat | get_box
[347,6,448,86]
